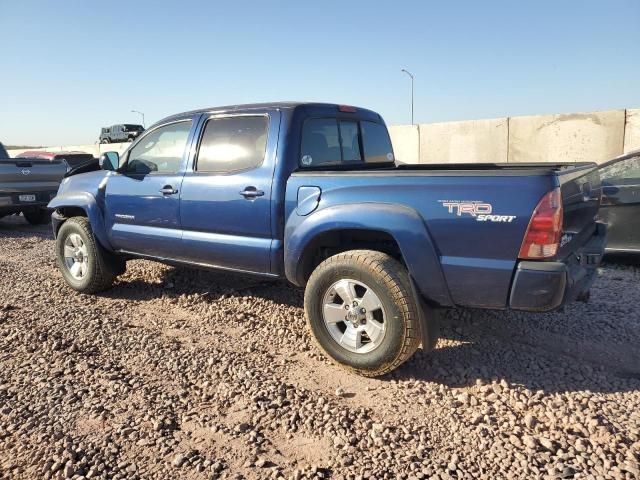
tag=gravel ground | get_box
[0,215,639,480]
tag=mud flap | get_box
[409,276,441,352]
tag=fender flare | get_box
[48,192,113,251]
[285,203,453,307]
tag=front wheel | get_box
[56,217,124,293]
[304,250,423,377]
[100,138,110,144]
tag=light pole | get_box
[400,69,414,125]
[131,110,145,128]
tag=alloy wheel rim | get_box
[63,233,89,280]
[322,279,386,354]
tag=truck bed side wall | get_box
[284,172,555,309]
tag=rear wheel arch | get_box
[298,229,405,285]
[287,204,454,307]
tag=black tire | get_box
[127,137,134,142]
[100,138,110,144]
[55,217,124,293]
[304,250,424,377]
[23,208,51,225]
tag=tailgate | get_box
[0,158,67,193]
[555,163,601,258]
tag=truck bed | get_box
[286,161,601,309]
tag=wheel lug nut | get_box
[360,308,366,314]
[360,318,366,325]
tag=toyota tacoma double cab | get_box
[49,102,606,376]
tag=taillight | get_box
[338,105,357,113]
[519,188,563,259]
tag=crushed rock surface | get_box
[0,215,639,480]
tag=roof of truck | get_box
[156,102,380,127]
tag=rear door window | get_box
[196,116,268,173]
[301,118,393,167]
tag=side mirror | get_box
[99,151,120,171]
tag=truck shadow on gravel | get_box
[102,263,640,396]
[396,311,640,395]
[0,217,53,235]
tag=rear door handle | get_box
[239,186,264,199]
[159,186,178,195]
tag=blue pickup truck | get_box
[49,102,606,376]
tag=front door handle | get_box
[159,185,178,195]
[239,186,264,199]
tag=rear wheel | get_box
[100,138,110,144]
[23,208,51,225]
[56,217,124,293]
[304,250,424,377]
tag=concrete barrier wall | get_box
[388,125,419,164]
[8,108,639,164]
[508,110,625,164]
[419,118,508,164]
[7,143,128,159]
[624,109,640,153]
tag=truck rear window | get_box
[300,118,394,168]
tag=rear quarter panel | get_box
[285,171,554,309]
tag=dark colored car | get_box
[599,150,640,253]
[17,150,95,170]
[99,124,145,144]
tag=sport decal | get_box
[439,200,516,223]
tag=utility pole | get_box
[131,110,145,128]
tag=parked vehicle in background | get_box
[598,149,640,253]
[99,124,145,144]
[49,102,606,376]
[17,150,95,170]
[1,143,67,224]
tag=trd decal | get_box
[439,200,516,223]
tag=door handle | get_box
[239,186,264,199]
[159,186,178,195]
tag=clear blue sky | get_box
[1,0,639,146]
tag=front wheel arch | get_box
[55,217,124,293]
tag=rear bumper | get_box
[0,191,57,213]
[509,222,607,312]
